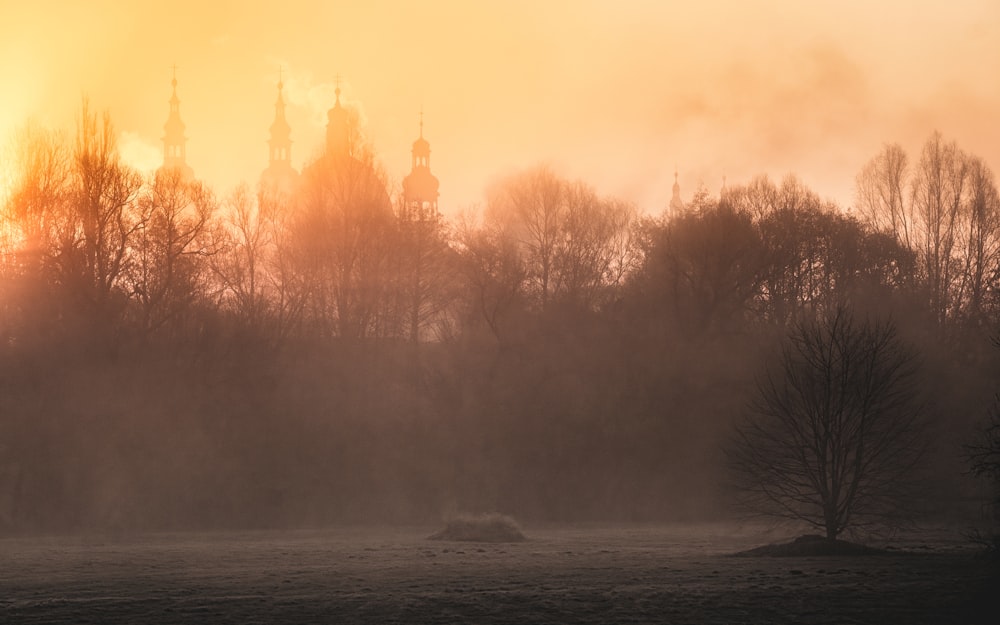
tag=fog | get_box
[0,1,998,542]
[1,110,998,535]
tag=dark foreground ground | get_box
[1,524,995,624]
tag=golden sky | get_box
[2,0,998,213]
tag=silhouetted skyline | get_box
[2,0,998,213]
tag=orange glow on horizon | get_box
[2,0,999,214]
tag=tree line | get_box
[0,100,998,533]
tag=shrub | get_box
[428,513,526,542]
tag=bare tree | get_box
[725,174,781,222]
[296,144,395,340]
[855,133,1000,332]
[637,202,761,336]
[555,183,638,309]
[2,122,69,271]
[258,185,310,343]
[128,168,215,336]
[487,166,565,311]
[1,123,70,342]
[729,307,926,539]
[55,99,144,329]
[912,132,967,328]
[394,194,459,343]
[955,156,1000,326]
[455,210,528,341]
[967,393,1000,550]
[210,184,275,331]
[484,166,639,313]
[855,143,913,248]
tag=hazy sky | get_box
[1,0,998,214]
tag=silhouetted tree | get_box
[296,142,395,339]
[729,306,927,539]
[856,143,914,249]
[913,133,968,329]
[967,347,1000,553]
[394,192,460,343]
[725,174,826,222]
[631,202,761,336]
[1,122,70,346]
[210,184,276,333]
[2,122,68,273]
[455,210,528,341]
[57,99,144,333]
[955,156,1000,327]
[484,166,638,313]
[554,183,638,310]
[754,204,915,325]
[255,184,310,343]
[488,166,564,311]
[856,133,1000,332]
[128,168,216,337]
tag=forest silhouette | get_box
[0,97,998,534]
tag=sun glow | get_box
[0,1,997,213]
[118,131,162,178]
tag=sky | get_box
[1,0,998,215]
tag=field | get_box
[1,524,994,624]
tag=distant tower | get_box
[325,77,351,159]
[669,167,684,218]
[261,69,299,191]
[160,66,194,181]
[401,110,440,218]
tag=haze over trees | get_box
[1,99,998,534]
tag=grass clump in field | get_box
[428,513,527,543]
[732,534,886,557]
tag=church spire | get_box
[402,109,439,217]
[411,106,430,170]
[669,166,684,218]
[261,67,299,191]
[268,68,292,167]
[160,65,194,181]
[325,74,350,158]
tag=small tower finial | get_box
[419,105,424,139]
[171,63,178,89]
[334,73,342,104]
[278,66,283,91]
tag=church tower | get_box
[261,70,298,191]
[160,67,194,181]
[669,167,684,218]
[401,110,440,218]
[325,79,351,159]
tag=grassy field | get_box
[1,523,994,624]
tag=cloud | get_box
[118,131,161,175]
[277,64,368,134]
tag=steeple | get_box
[402,109,439,217]
[269,68,292,167]
[669,166,684,218]
[325,75,351,159]
[261,68,299,191]
[160,66,194,181]
[411,108,430,170]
